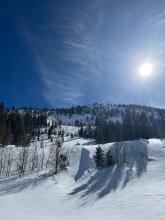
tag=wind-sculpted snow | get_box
[110,140,148,173]
[74,148,91,182]
[70,140,148,199]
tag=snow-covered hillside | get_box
[47,104,164,126]
[0,130,165,220]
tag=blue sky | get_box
[1,0,165,107]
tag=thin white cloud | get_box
[18,0,107,106]
[9,0,165,107]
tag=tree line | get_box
[0,102,47,146]
[80,108,165,144]
[1,102,165,145]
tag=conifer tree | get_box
[93,146,105,169]
[105,149,115,167]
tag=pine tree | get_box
[95,116,107,144]
[24,113,34,134]
[105,149,115,167]
[93,146,105,169]
[2,117,12,145]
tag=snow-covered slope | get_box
[0,136,165,220]
[47,104,164,126]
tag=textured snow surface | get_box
[0,133,165,220]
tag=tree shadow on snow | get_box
[70,145,148,200]
[0,171,55,196]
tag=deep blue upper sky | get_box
[1,0,165,108]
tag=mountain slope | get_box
[0,136,165,220]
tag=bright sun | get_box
[139,62,153,77]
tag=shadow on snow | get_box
[74,148,91,182]
[0,171,54,196]
[70,145,148,200]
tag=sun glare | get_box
[139,62,153,78]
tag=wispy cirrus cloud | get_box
[18,0,107,106]
[13,0,165,108]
